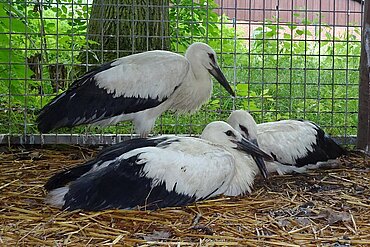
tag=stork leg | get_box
[305,159,341,170]
[275,165,308,175]
[140,132,149,138]
[266,162,308,175]
[134,116,156,139]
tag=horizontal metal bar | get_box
[0,134,137,146]
[0,134,357,146]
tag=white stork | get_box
[45,121,272,211]
[227,110,347,175]
[37,42,235,137]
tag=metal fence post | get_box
[357,0,370,151]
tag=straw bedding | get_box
[0,145,369,246]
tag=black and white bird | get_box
[37,42,235,137]
[227,110,346,175]
[45,121,271,211]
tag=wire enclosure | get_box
[0,0,363,145]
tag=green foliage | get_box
[0,1,89,133]
[0,0,361,139]
[169,0,221,50]
[0,2,34,132]
[240,22,360,136]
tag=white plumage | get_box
[45,121,271,211]
[37,42,234,137]
[227,110,346,175]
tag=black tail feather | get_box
[313,123,347,158]
[323,135,348,158]
[44,161,95,191]
[36,91,73,133]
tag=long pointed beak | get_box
[208,64,235,97]
[233,138,271,180]
[250,139,269,180]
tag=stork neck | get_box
[223,150,259,196]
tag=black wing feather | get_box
[294,121,347,167]
[62,154,196,211]
[44,137,169,191]
[37,62,167,133]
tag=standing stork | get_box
[45,121,272,211]
[37,42,235,137]
[227,110,346,175]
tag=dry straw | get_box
[0,146,369,246]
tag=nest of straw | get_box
[0,145,369,246]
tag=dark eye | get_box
[225,130,235,137]
[239,124,249,138]
[208,53,216,64]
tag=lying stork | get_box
[37,42,234,137]
[227,110,346,175]
[45,121,272,211]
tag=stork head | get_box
[185,42,235,97]
[227,110,269,179]
[201,121,270,179]
[227,110,258,141]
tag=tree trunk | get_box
[83,0,170,65]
